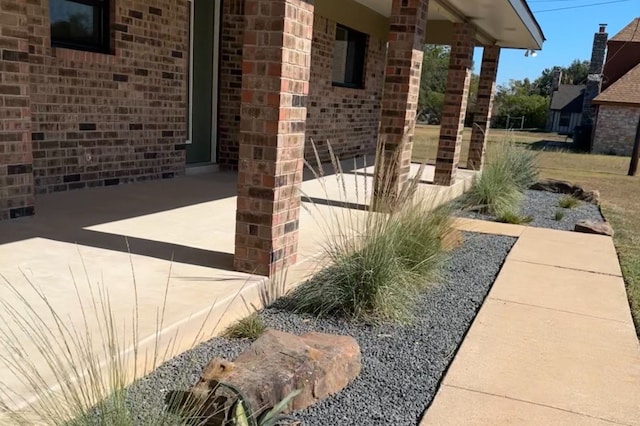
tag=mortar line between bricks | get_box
[486,297,630,325]
[442,385,631,426]
[508,258,622,278]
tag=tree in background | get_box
[417,45,588,131]
[531,59,590,96]
[418,45,478,124]
[491,60,589,129]
[492,79,549,129]
[418,45,449,123]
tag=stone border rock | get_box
[530,179,600,205]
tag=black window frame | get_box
[332,24,367,89]
[559,111,571,127]
[50,0,111,53]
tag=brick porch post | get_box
[434,23,474,186]
[234,0,314,276]
[373,0,429,206]
[0,0,34,220]
[467,45,500,171]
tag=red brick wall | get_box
[217,0,244,169]
[435,23,474,186]
[234,0,313,276]
[375,0,428,198]
[592,105,640,156]
[26,0,189,195]
[216,11,386,168]
[305,15,385,163]
[0,0,34,220]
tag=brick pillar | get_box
[468,45,500,171]
[434,23,474,186]
[373,0,429,205]
[234,0,313,276]
[0,0,33,220]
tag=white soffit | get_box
[351,0,544,49]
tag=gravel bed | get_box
[122,232,515,425]
[456,189,603,231]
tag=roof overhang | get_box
[316,0,545,50]
[592,100,640,108]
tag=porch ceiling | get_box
[352,0,545,50]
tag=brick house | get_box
[592,18,640,155]
[0,0,544,275]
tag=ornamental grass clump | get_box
[223,313,266,340]
[285,140,452,323]
[558,195,580,209]
[464,138,539,216]
[496,211,534,225]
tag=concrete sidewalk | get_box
[422,224,640,426]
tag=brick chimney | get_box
[551,67,563,93]
[581,24,608,127]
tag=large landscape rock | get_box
[170,329,361,424]
[574,219,614,236]
[530,179,600,205]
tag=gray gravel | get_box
[121,232,515,425]
[456,189,603,231]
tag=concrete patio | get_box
[0,163,474,413]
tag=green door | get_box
[187,0,215,164]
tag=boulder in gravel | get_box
[170,329,361,423]
[530,179,600,205]
[574,220,614,236]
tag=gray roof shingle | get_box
[550,84,585,112]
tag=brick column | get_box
[468,45,500,171]
[434,23,474,186]
[373,0,429,206]
[234,0,313,276]
[0,0,33,220]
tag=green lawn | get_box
[413,125,640,336]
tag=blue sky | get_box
[473,0,639,85]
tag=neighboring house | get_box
[592,18,640,155]
[0,0,544,275]
[547,84,585,135]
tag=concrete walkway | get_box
[422,223,640,426]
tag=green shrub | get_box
[286,141,451,322]
[223,313,266,340]
[554,210,565,221]
[496,211,534,224]
[464,141,538,216]
[558,196,579,209]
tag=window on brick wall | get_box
[332,24,367,89]
[50,0,110,52]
